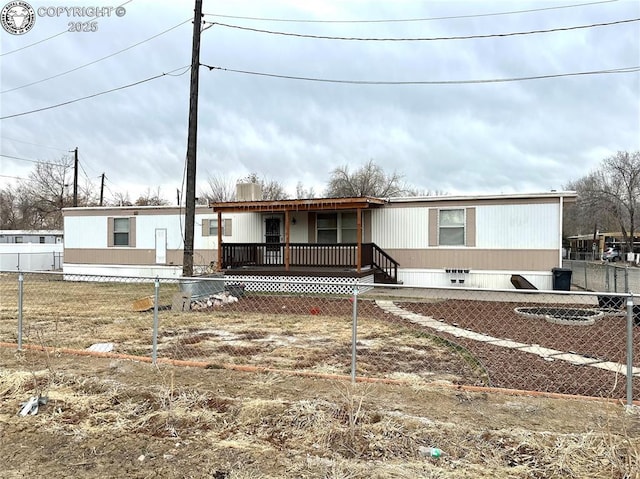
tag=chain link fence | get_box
[0,270,638,405]
[564,259,640,293]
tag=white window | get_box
[317,212,359,244]
[439,209,465,246]
[209,219,223,236]
[113,217,130,246]
[317,213,337,243]
[341,212,358,243]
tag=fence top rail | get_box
[1,269,634,298]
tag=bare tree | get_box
[324,160,414,198]
[18,157,75,229]
[200,174,236,203]
[568,150,640,253]
[295,181,316,199]
[108,191,133,206]
[0,186,21,229]
[134,187,169,206]
[259,178,289,201]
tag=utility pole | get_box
[182,0,203,277]
[100,173,105,206]
[72,147,78,207]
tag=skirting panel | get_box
[224,274,375,295]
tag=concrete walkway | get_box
[375,300,640,377]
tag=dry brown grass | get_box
[0,277,487,384]
[1,275,639,477]
[1,347,639,478]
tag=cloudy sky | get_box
[1,0,638,203]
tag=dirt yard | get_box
[0,346,639,478]
[1,277,639,477]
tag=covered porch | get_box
[210,196,400,284]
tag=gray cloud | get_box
[1,0,638,202]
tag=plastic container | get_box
[420,446,443,458]
[551,267,572,291]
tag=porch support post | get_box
[216,210,222,271]
[356,208,362,272]
[284,209,291,271]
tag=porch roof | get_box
[210,196,386,213]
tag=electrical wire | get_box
[0,65,191,120]
[0,174,25,180]
[0,153,64,166]
[1,136,69,151]
[77,158,93,184]
[201,63,640,85]
[203,0,619,24]
[0,0,134,57]
[205,17,639,41]
[1,18,192,94]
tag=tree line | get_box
[0,159,428,230]
[564,150,640,254]
[2,151,637,254]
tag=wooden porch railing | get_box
[221,243,399,283]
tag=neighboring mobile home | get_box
[62,189,575,290]
[0,230,64,271]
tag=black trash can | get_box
[551,267,572,291]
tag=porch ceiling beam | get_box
[211,196,385,213]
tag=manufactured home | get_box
[62,189,575,289]
[0,230,64,271]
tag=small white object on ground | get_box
[87,343,115,353]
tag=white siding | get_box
[66,212,249,251]
[476,203,559,249]
[371,207,429,248]
[64,216,108,248]
[137,215,183,249]
[226,213,262,242]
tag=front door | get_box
[155,228,167,264]
[264,217,282,264]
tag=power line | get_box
[77,158,93,184]
[77,152,99,178]
[201,63,640,85]
[0,153,66,166]
[0,0,133,57]
[203,0,619,24]
[206,17,639,41]
[0,65,191,120]
[1,136,69,151]
[1,18,192,94]
[0,174,25,180]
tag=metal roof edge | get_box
[386,191,578,203]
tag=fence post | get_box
[17,272,23,351]
[626,294,634,407]
[584,261,588,290]
[624,265,629,293]
[151,277,160,365]
[350,282,359,384]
